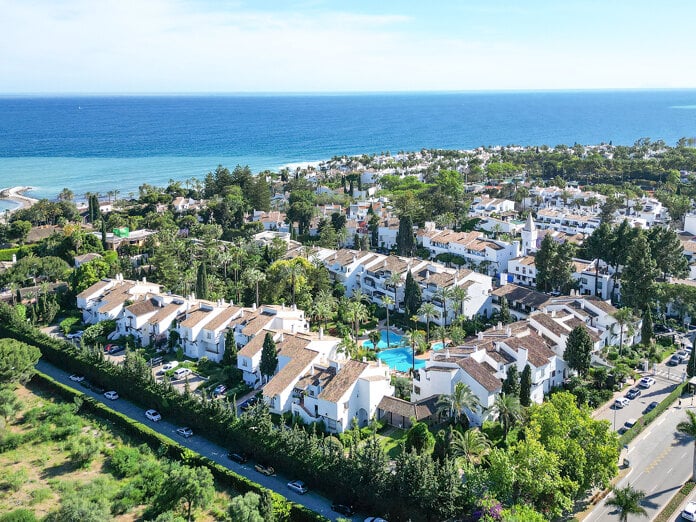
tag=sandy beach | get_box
[0,186,38,221]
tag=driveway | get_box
[36,360,360,522]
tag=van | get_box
[173,368,191,380]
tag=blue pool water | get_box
[432,342,444,351]
[362,330,404,350]
[377,348,425,373]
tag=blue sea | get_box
[0,90,695,201]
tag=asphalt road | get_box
[36,360,364,522]
[586,357,694,521]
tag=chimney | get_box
[506,326,512,336]
[497,321,502,330]
[446,349,450,359]
[291,324,295,333]
[477,331,484,340]
[252,303,257,311]
[279,332,284,342]
[319,327,324,340]
[142,276,147,283]
[551,310,556,318]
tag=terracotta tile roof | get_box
[377,395,439,420]
[530,312,570,337]
[583,296,618,315]
[319,360,368,403]
[505,334,555,367]
[458,358,502,393]
[74,253,103,264]
[295,366,336,390]
[179,306,214,329]
[203,305,241,332]
[237,330,274,358]
[125,298,159,317]
[97,282,136,313]
[492,284,550,310]
[263,337,316,398]
[77,279,110,299]
[241,312,274,336]
[487,348,516,365]
[148,302,183,325]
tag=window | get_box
[242,359,248,367]
[207,332,212,339]
[414,386,421,395]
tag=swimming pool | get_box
[362,330,404,350]
[377,347,425,373]
[431,342,444,351]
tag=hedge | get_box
[619,382,687,446]
[30,371,327,522]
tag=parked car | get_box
[287,480,308,494]
[104,344,124,354]
[332,503,356,516]
[240,396,259,411]
[173,368,192,380]
[638,377,656,389]
[104,390,119,400]
[176,427,193,438]
[678,350,691,363]
[643,401,659,414]
[213,384,227,396]
[683,501,696,521]
[66,330,83,340]
[227,452,248,464]
[614,397,630,409]
[626,388,642,400]
[254,463,275,476]
[145,409,162,422]
[69,374,84,382]
[668,354,681,366]
[162,361,179,371]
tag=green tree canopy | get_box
[0,339,41,385]
[564,325,593,377]
[260,333,278,382]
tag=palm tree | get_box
[351,288,368,304]
[677,409,696,481]
[312,290,337,329]
[243,268,266,306]
[605,484,647,522]
[613,307,635,356]
[435,286,454,327]
[337,336,358,359]
[490,393,522,440]
[436,382,481,427]
[451,286,471,321]
[432,325,448,351]
[387,272,403,311]
[418,302,437,343]
[282,260,306,306]
[381,295,395,349]
[345,300,369,340]
[450,428,491,465]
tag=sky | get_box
[1,0,695,93]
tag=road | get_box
[36,360,364,522]
[586,357,695,521]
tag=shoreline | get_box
[0,186,38,221]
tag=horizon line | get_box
[1,87,696,97]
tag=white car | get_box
[638,377,656,389]
[104,391,119,400]
[69,374,85,382]
[683,501,696,521]
[614,397,630,409]
[162,361,179,371]
[145,409,162,422]
[176,427,193,438]
[287,480,308,494]
[66,330,83,339]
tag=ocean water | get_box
[1,90,695,200]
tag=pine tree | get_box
[564,325,593,377]
[621,231,657,311]
[648,226,689,279]
[502,366,520,397]
[260,333,278,382]
[641,307,654,346]
[535,235,557,292]
[396,215,415,257]
[519,364,532,407]
[196,262,209,300]
[403,270,422,318]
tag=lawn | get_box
[375,426,407,458]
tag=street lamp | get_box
[613,404,617,432]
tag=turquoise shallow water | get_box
[377,348,426,373]
[2,91,696,200]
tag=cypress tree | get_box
[260,333,278,381]
[534,235,557,293]
[100,218,107,249]
[520,364,532,407]
[396,215,415,256]
[196,262,209,300]
[403,270,422,318]
[641,308,654,346]
[688,346,696,379]
[564,325,593,377]
[621,232,657,311]
[499,296,511,324]
[502,365,520,397]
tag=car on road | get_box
[227,452,248,464]
[287,480,308,494]
[104,344,124,354]
[176,427,193,438]
[332,503,356,516]
[240,396,259,411]
[625,418,637,428]
[69,374,85,382]
[213,384,227,396]
[145,409,162,422]
[683,500,696,521]
[626,388,642,400]
[254,463,275,476]
[162,361,179,371]
[614,397,630,409]
[173,368,192,380]
[643,401,659,414]
[678,350,691,363]
[104,390,119,400]
[638,377,656,389]
[66,330,83,340]
[668,354,682,366]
